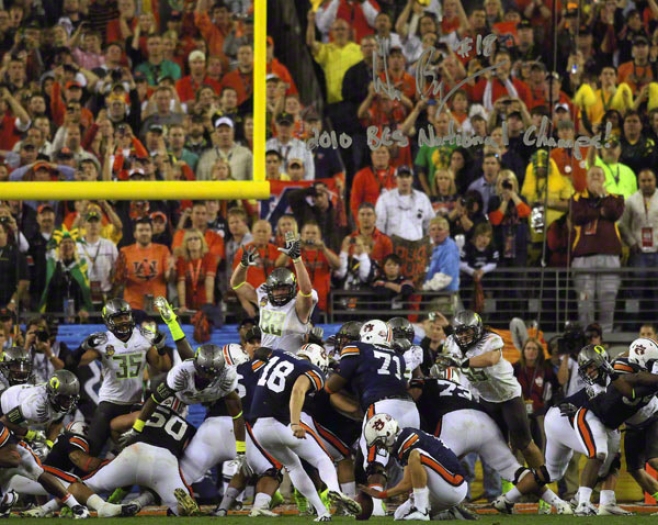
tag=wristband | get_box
[239,262,248,269]
[25,430,36,441]
[168,321,185,342]
[232,411,243,420]
[133,419,145,432]
[380,491,388,500]
[232,281,246,290]
[46,439,54,449]
[299,290,313,298]
[293,258,302,264]
[236,440,246,454]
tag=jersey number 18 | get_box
[257,356,294,393]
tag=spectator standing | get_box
[425,216,460,294]
[588,134,637,200]
[0,221,29,312]
[173,201,225,263]
[175,229,218,314]
[114,217,175,311]
[350,145,397,220]
[570,166,625,334]
[619,111,656,176]
[76,208,119,309]
[196,117,253,181]
[335,234,373,312]
[175,51,223,106]
[265,112,314,180]
[459,222,499,314]
[347,202,393,267]
[467,151,502,215]
[135,34,182,86]
[220,44,254,107]
[27,204,57,311]
[39,228,93,322]
[375,165,433,241]
[619,169,658,322]
[314,0,380,44]
[288,182,342,252]
[193,0,231,58]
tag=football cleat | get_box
[574,502,597,516]
[270,491,285,509]
[174,488,200,516]
[328,490,362,516]
[451,504,479,520]
[554,500,573,515]
[19,506,53,518]
[71,505,90,519]
[0,490,18,518]
[314,513,332,522]
[597,504,634,516]
[399,506,430,521]
[120,503,140,517]
[249,507,280,517]
[212,507,227,517]
[492,495,514,514]
[107,487,128,504]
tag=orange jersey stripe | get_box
[43,465,78,483]
[305,370,324,392]
[367,404,377,463]
[252,361,266,372]
[614,363,634,373]
[69,436,90,453]
[576,409,597,458]
[340,346,360,357]
[419,454,465,486]
[314,420,351,457]
[400,434,420,454]
[0,426,10,448]
[433,419,443,438]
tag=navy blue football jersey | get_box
[44,432,90,475]
[410,378,484,435]
[304,386,360,447]
[250,349,325,426]
[206,360,260,422]
[392,428,465,486]
[137,405,196,456]
[585,382,658,429]
[337,342,409,410]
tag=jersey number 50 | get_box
[257,356,294,393]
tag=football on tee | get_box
[355,491,373,521]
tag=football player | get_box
[0,346,35,394]
[410,375,572,514]
[361,413,469,521]
[214,334,285,518]
[437,310,551,489]
[122,344,246,485]
[325,319,421,516]
[0,370,136,518]
[545,343,658,515]
[388,317,423,379]
[250,345,361,521]
[230,236,318,353]
[74,298,172,456]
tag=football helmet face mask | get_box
[264,268,297,306]
[335,321,363,351]
[577,344,609,385]
[628,338,658,371]
[102,299,135,338]
[298,343,329,373]
[222,343,249,367]
[194,344,226,379]
[46,370,80,413]
[364,413,400,453]
[452,310,483,351]
[0,346,32,385]
[360,320,393,347]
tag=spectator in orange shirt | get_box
[175,50,223,105]
[266,36,298,96]
[113,217,175,310]
[348,202,393,267]
[350,145,398,220]
[175,228,218,313]
[618,35,655,92]
[221,44,253,107]
[194,0,232,59]
[172,201,225,263]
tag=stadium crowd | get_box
[2,0,658,519]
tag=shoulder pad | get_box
[612,357,638,374]
[340,345,360,358]
[138,327,157,343]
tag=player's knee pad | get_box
[262,468,283,484]
[533,465,550,487]
[365,462,387,482]
[513,467,533,485]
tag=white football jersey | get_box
[445,332,521,402]
[1,384,65,425]
[403,345,423,379]
[256,285,318,354]
[96,329,154,404]
[166,360,238,405]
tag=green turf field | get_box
[11,512,658,524]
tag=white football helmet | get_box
[222,343,249,367]
[364,413,400,452]
[298,343,329,372]
[628,338,658,371]
[360,320,393,347]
